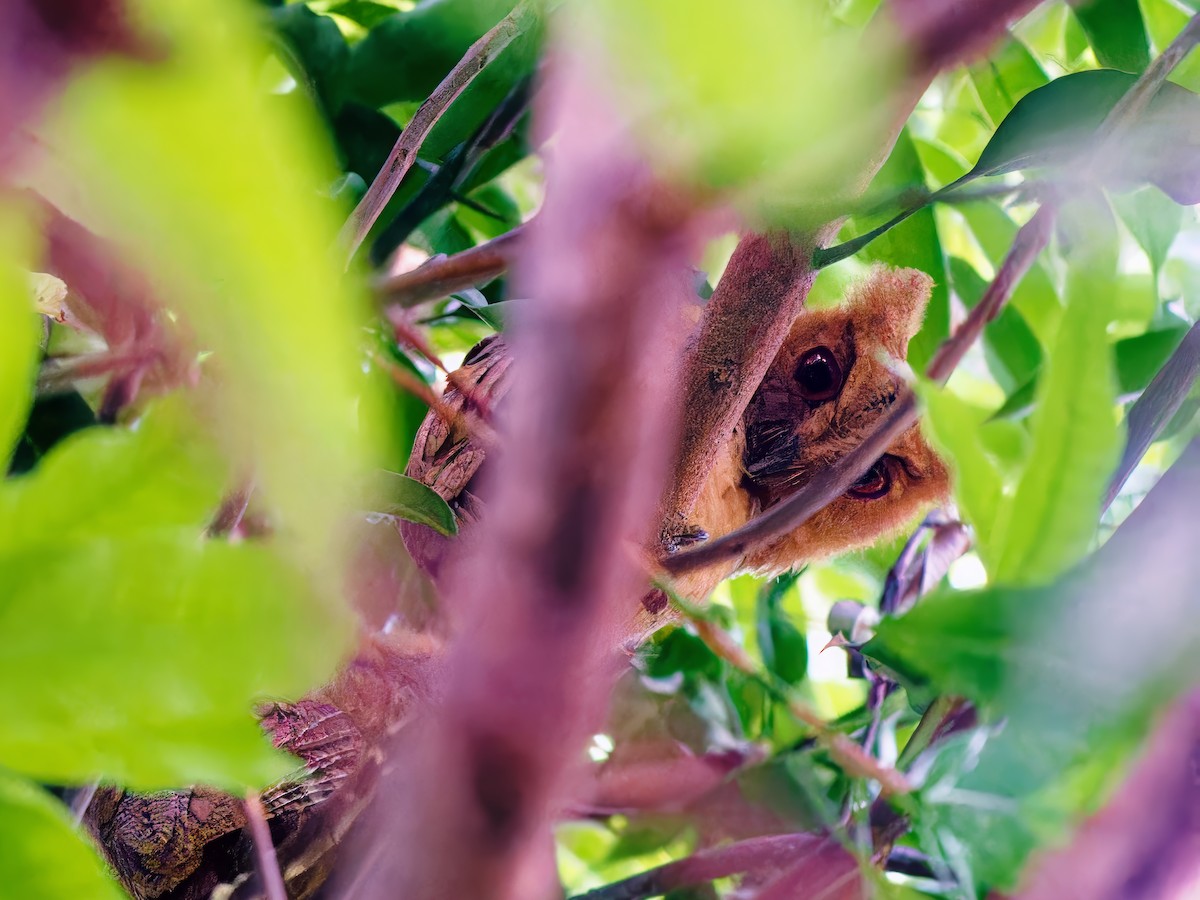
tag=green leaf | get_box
[0,402,222,549]
[371,470,458,536]
[1115,325,1189,395]
[325,0,406,28]
[584,0,903,218]
[990,230,1122,584]
[756,574,807,687]
[1073,0,1151,73]
[0,535,339,790]
[966,69,1200,204]
[1113,185,1183,276]
[915,386,1003,554]
[0,770,125,900]
[0,411,345,790]
[0,217,37,467]
[850,128,949,371]
[948,255,1043,392]
[55,0,389,582]
[968,38,1049,128]
[270,5,351,117]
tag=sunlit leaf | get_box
[968,37,1049,127]
[916,386,1003,555]
[851,128,949,370]
[1113,185,1183,276]
[756,574,807,687]
[989,226,1122,584]
[1073,0,1150,73]
[0,770,124,900]
[0,216,38,467]
[584,0,901,218]
[51,0,389,595]
[0,410,343,790]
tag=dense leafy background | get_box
[2,0,1200,898]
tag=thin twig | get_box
[243,790,287,900]
[1104,321,1200,510]
[375,224,526,308]
[338,2,534,264]
[569,834,834,900]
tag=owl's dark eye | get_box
[847,458,892,500]
[794,346,843,402]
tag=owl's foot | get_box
[660,525,709,555]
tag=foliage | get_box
[2,0,1200,897]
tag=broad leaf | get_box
[1113,185,1183,277]
[0,770,124,900]
[990,228,1122,584]
[968,37,1049,128]
[270,5,351,117]
[0,411,344,790]
[755,574,807,687]
[1073,0,1150,73]
[371,470,458,536]
[53,0,388,588]
[968,69,1200,204]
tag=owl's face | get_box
[740,267,949,569]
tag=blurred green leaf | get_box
[585,0,901,218]
[990,230,1122,584]
[54,0,388,589]
[1113,185,1183,277]
[0,412,343,789]
[0,770,124,900]
[0,223,37,467]
[371,470,457,536]
[1073,0,1151,73]
[325,0,407,28]
[1115,325,1189,395]
[756,574,807,687]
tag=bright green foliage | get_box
[51,0,387,589]
[0,404,343,789]
[582,0,902,219]
[5,0,1200,898]
[0,218,37,469]
[989,223,1122,584]
[0,770,125,900]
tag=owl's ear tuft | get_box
[843,266,933,355]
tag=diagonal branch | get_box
[338,1,535,264]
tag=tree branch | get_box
[375,223,525,308]
[338,1,535,265]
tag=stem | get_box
[338,2,535,265]
[375,224,525,308]
[244,791,288,900]
[1105,321,1200,510]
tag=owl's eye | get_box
[794,346,843,402]
[847,458,892,500]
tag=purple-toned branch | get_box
[375,223,526,308]
[570,834,846,900]
[339,51,712,900]
[243,791,288,900]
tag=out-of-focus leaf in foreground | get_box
[579,0,902,221]
[0,769,124,900]
[47,0,386,592]
[0,406,342,790]
[0,215,37,467]
[865,447,1200,887]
